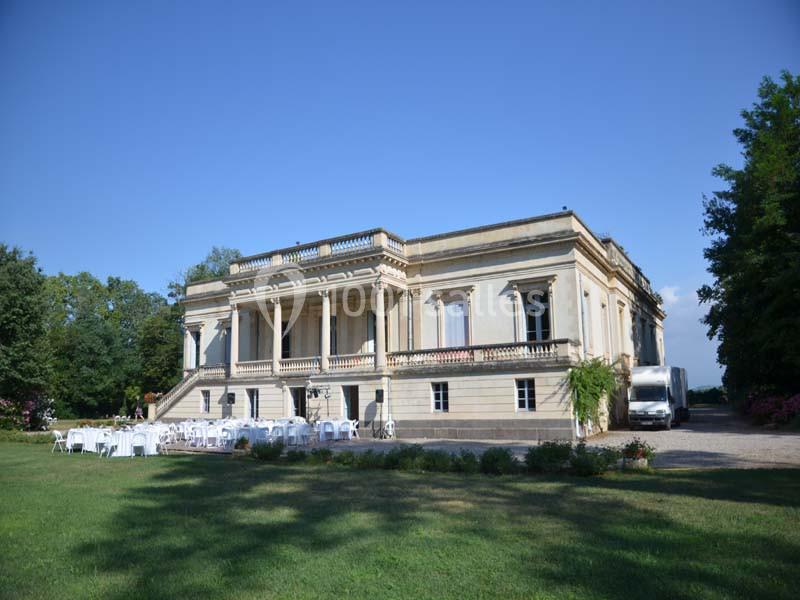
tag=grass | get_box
[0,444,798,600]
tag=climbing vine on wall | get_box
[567,358,619,428]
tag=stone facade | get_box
[157,211,665,440]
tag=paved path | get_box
[329,406,800,469]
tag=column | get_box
[272,298,282,374]
[434,293,444,348]
[466,288,474,346]
[320,290,330,372]
[374,282,386,368]
[512,284,524,342]
[183,328,192,372]
[230,305,239,375]
[398,290,409,351]
[411,289,422,350]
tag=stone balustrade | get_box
[235,360,273,376]
[328,353,376,372]
[279,356,321,374]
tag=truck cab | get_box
[628,366,689,430]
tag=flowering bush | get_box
[621,437,655,461]
[749,393,800,425]
[0,397,53,431]
[143,392,157,405]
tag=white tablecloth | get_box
[111,429,160,457]
[66,428,110,452]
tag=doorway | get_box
[290,387,307,419]
[343,386,359,421]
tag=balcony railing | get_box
[387,347,475,368]
[235,360,273,376]
[328,353,375,372]
[387,339,576,368]
[280,356,321,374]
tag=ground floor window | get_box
[247,388,259,419]
[201,390,210,413]
[516,379,536,411]
[432,382,449,412]
[291,387,307,419]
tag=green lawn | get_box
[0,444,798,600]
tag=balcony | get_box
[230,339,579,378]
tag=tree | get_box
[698,71,800,401]
[44,273,170,417]
[0,246,51,428]
[138,303,183,394]
[168,246,241,302]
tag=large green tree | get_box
[44,273,169,417]
[0,246,51,426]
[698,71,800,400]
[138,303,183,394]
[168,246,241,301]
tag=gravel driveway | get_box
[335,406,800,469]
[592,405,800,469]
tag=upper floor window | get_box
[524,289,551,342]
[432,382,449,412]
[281,321,291,359]
[201,390,210,414]
[444,300,468,347]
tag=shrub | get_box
[479,447,519,475]
[234,436,250,450]
[384,445,424,470]
[749,393,800,425]
[525,441,573,473]
[286,449,307,463]
[356,449,385,469]
[567,358,619,430]
[415,449,453,472]
[332,450,356,466]
[570,442,613,476]
[308,447,333,465]
[0,430,52,444]
[621,438,655,461]
[451,449,479,474]
[250,441,284,461]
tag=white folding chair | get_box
[286,424,298,447]
[339,421,352,441]
[69,431,85,454]
[350,420,359,438]
[220,427,236,450]
[158,431,170,455]
[206,426,219,448]
[96,431,114,457]
[270,425,284,444]
[131,432,147,457]
[51,430,66,453]
[322,421,335,442]
[384,420,395,439]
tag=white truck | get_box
[628,366,689,430]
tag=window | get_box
[224,327,231,365]
[524,289,551,342]
[432,382,449,412]
[247,388,259,419]
[516,379,536,411]
[201,390,210,414]
[444,301,468,347]
[193,331,201,368]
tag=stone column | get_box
[434,292,444,348]
[398,290,409,351]
[320,290,330,372]
[374,283,386,368]
[230,305,239,375]
[272,298,282,374]
[411,289,422,350]
[512,284,524,342]
[183,328,192,372]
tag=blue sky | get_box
[1,1,798,387]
